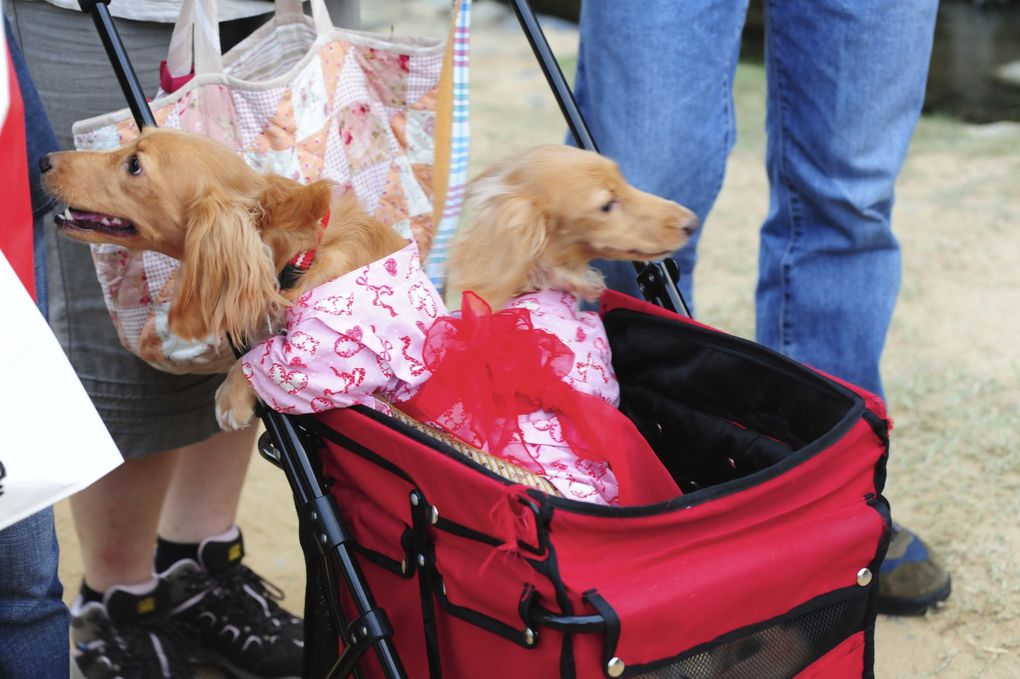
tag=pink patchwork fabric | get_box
[242,242,446,415]
[72,12,457,374]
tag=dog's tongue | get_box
[68,209,125,226]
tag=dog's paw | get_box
[215,379,256,431]
[216,399,255,431]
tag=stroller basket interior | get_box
[603,308,861,497]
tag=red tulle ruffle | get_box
[400,292,676,504]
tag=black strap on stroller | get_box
[77,1,690,676]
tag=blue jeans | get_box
[0,18,68,677]
[574,0,938,397]
[0,511,68,677]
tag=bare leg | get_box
[158,428,258,543]
[70,450,180,592]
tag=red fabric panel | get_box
[0,51,35,299]
[795,631,867,679]
[316,409,541,550]
[318,410,568,679]
[548,419,885,667]
[317,406,884,677]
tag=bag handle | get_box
[166,0,334,78]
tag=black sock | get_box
[154,536,200,572]
[80,581,104,604]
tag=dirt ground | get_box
[54,3,1020,677]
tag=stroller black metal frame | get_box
[77,1,690,676]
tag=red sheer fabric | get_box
[400,292,679,505]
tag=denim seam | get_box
[712,70,735,218]
[764,0,802,356]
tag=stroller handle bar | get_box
[77,1,157,130]
[507,0,597,153]
[529,608,606,633]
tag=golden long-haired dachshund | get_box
[435,146,697,504]
[448,144,698,309]
[41,127,407,424]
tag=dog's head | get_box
[41,128,333,343]
[448,145,697,309]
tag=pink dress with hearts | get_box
[421,290,623,505]
[241,241,446,415]
[244,253,624,505]
[497,291,622,504]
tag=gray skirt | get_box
[5,0,358,456]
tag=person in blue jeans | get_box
[0,17,68,678]
[574,1,950,614]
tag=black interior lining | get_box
[604,309,858,492]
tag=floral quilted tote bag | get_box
[71,0,471,374]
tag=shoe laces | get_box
[77,610,196,679]
[194,564,298,637]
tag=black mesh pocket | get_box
[629,587,868,679]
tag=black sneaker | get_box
[161,528,303,679]
[71,581,197,679]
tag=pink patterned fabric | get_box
[242,242,446,414]
[245,265,621,505]
[476,290,622,505]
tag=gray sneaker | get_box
[161,528,303,679]
[71,582,197,679]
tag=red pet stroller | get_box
[82,1,891,676]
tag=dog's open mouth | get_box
[55,207,139,238]
[598,246,674,260]
[626,248,673,259]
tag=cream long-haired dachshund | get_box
[41,127,411,428]
[448,144,698,309]
[434,145,698,504]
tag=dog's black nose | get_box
[39,154,53,174]
[681,215,700,237]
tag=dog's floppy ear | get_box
[257,176,333,245]
[448,176,549,309]
[168,194,287,344]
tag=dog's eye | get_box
[126,154,143,176]
[600,199,617,213]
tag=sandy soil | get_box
[53,3,1020,677]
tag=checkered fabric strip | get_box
[425,0,471,288]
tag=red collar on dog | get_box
[279,210,330,290]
